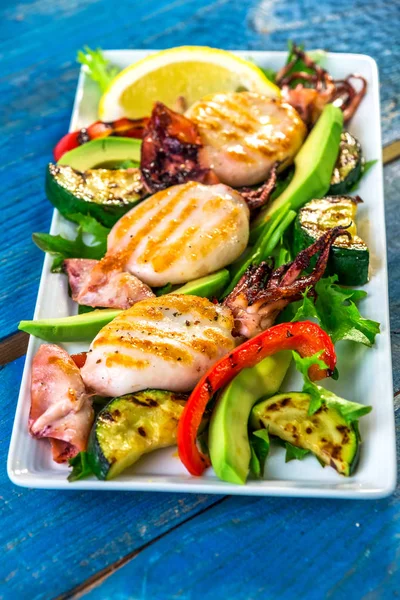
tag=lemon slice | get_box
[98,46,280,121]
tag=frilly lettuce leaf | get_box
[290,276,380,347]
[33,214,109,272]
[77,46,119,93]
[293,351,372,421]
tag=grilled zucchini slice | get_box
[46,163,144,227]
[250,392,360,475]
[329,131,363,195]
[88,390,187,480]
[293,196,369,286]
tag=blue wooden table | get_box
[1,1,399,598]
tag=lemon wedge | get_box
[98,46,280,121]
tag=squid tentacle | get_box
[239,164,279,213]
[223,225,349,338]
[275,44,367,125]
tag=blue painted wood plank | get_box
[0,1,399,599]
[83,489,400,600]
[0,359,222,599]
[0,0,399,338]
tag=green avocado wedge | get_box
[18,309,121,342]
[57,137,142,170]
[251,104,343,236]
[209,351,292,485]
[18,270,231,342]
[172,269,230,299]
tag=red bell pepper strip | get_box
[53,117,149,161]
[70,352,87,369]
[177,321,336,477]
[53,131,81,162]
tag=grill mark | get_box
[100,184,193,274]
[106,321,199,344]
[104,353,150,369]
[189,338,220,359]
[150,225,200,273]
[93,335,193,365]
[226,148,255,164]
[204,102,257,135]
[137,195,199,266]
[189,207,242,260]
[144,294,221,321]
[203,327,235,350]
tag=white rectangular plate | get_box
[8,50,397,498]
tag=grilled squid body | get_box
[186,92,307,187]
[81,295,235,397]
[102,181,249,287]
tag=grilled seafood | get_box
[80,227,345,396]
[140,102,218,194]
[275,44,367,126]
[65,181,250,298]
[224,226,349,338]
[29,344,94,462]
[81,295,236,397]
[63,258,154,309]
[185,92,306,187]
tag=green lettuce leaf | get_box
[292,351,372,420]
[284,441,310,462]
[292,351,329,414]
[290,276,380,347]
[77,46,119,93]
[66,213,110,245]
[68,452,94,482]
[33,214,109,272]
[314,276,380,346]
[249,429,270,478]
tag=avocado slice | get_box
[18,309,121,342]
[209,351,292,484]
[58,137,142,170]
[251,104,343,236]
[173,269,230,299]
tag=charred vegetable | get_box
[46,163,144,227]
[329,132,363,195]
[250,392,363,475]
[293,196,369,286]
[88,390,187,480]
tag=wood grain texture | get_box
[80,489,400,600]
[0,1,399,599]
[0,332,28,366]
[0,0,399,340]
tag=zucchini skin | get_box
[88,390,187,480]
[293,217,369,286]
[45,164,143,228]
[329,131,363,195]
[293,196,369,286]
